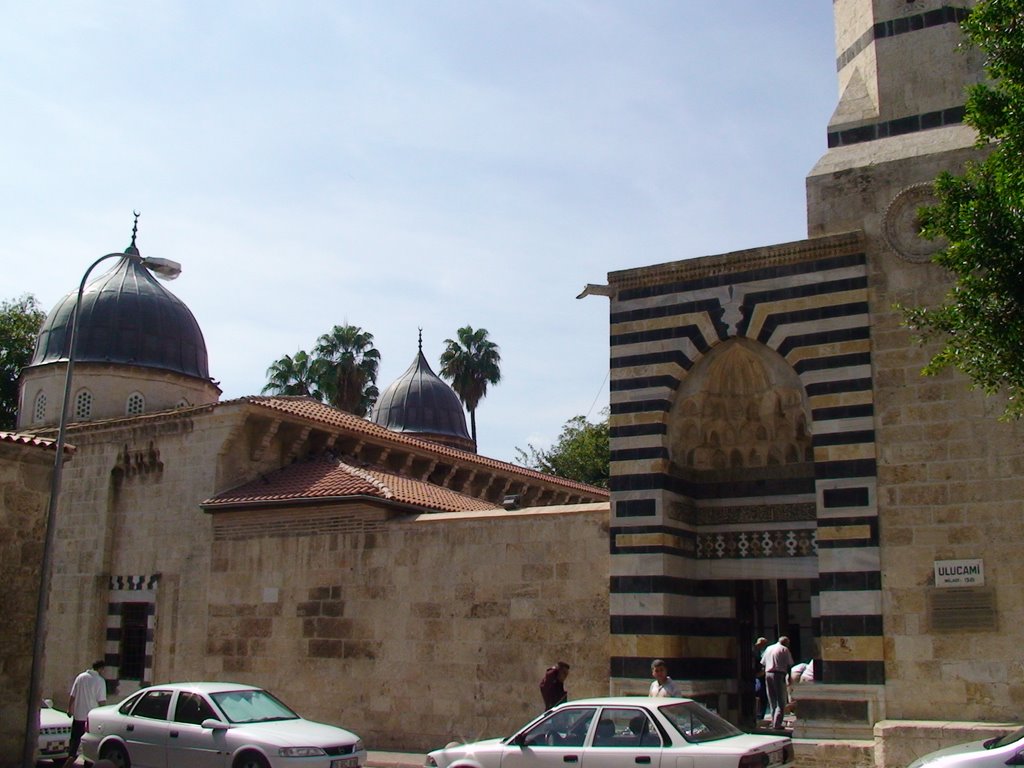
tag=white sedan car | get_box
[427,696,794,768]
[80,681,365,768]
[907,726,1024,768]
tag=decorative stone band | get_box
[836,5,971,71]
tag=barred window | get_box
[74,389,93,420]
[126,392,145,416]
[33,391,47,423]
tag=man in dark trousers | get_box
[540,661,570,709]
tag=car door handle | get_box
[126,725,134,732]
[563,756,579,763]
[636,758,651,764]
[170,730,179,738]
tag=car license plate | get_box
[767,749,784,765]
[331,758,359,768]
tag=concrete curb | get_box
[366,751,424,768]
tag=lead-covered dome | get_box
[30,249,210,380]
[371,342,474,452]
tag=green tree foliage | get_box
[262,350,323,400]
[314,325,381,416]
[515,410,610,489]
[0,294,46,430]
[903,0,1024,418]
[262,324,380,417]
[439,325,501,448]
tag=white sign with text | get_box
[934,559,984,588]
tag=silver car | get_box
[427,696,794,768]
[907,725,1024,768]
[80,681,365,768]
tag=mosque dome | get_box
[30,246,210,380]
[371,337,474,452]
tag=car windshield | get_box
[210,689,299,724]
[988,727,1024,749]
[657,701,743,743]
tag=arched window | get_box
[33,391,47,423]
[74,389,93,421]
[126,392,145,416]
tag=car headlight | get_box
[355,739,365,753]
[278,746,328,757]
[425,757,438,767]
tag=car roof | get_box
[135,682,263,695]
[555,696,695,707]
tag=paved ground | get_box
[366,751,424,768]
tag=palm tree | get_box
[439,325,501,449]
[262,350,323,400]
[313,324,381,416]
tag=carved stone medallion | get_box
[882,183,945,262]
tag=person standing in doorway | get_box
[753,637,769,722]
[540,661,570,709]
[62,659,108,768]
[761,636,794,730]
[648,659,681,697]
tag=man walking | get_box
[62,660,108,768]
[760,636,794,730]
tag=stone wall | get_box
[204,503,610,752]
[0,438,57,768]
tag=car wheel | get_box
[233,751,271,768]
[100,742,131,768]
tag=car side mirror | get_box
[43,699,54,708]
[511,733,527,747]
[201,718,230,731]
[1005,752,1024,766]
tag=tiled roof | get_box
[0,431,72,453]
[231,395,609,498]
[203,454,498,514]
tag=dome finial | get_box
[418,327,423,353]
[125,210,141,255]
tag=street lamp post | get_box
[21,249,181,768]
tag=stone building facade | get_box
[597,0,1024,756]
[0,433,63,767]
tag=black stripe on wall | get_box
[611,399,672,416]
[812,403,874,421]
[611,350,694,372]
[611,375,680,393]
[828,106,966,148]
[826,659,886,685]
[814,432,875,449]
[754,302,870,346]
[822,486,871,507]
[611,614,735,637]
[819,571,882,592]
[611,655,735,680]
[778,325,871,358]
[820,614,884,636]
[611,575,735,597]
[610,423,667,439]
[793,351,872,375]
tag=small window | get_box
[126,392,145,416]
[74,389,92,420]
[174,692,218,725]
[130,689,172,720]
[33,391,47,423]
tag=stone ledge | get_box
[874,719,1017,768]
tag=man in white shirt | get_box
[62,660,108,768]
[760,637,794,729]
[648,659,681,697]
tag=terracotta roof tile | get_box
[0,431,72,453]
[231,395,608,499]
[203,454,499,514]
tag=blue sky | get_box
[2,1,837,463]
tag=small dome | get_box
[29,251,210,380]
[371,346,474,452]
